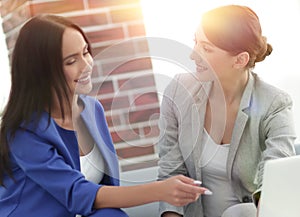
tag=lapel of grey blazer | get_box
[191,80,212,179]
[175,73,213,179]
[227,72,254,179]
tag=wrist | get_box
[153,180,164,201]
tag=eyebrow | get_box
[63,44,88,61]
[194,33,215,47]
[199,40,215,47]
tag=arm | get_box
[10,129,100,215]
[94,174,207,208]
[157,75,191,216]
[158,75,188,179]
[253,92,296,202]
[82,96,208,209]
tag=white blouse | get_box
[200,129,239,217]
[80,144,105,183]
[76,144,105,217]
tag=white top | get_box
[76,144,105,217]
[80,144,105,183]
[200,129,239,217]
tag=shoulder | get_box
[253,73,291,98]
[251,72,293,109]
[80,94,101,105]
[80,95,104,112]
[172,72,201,86]
[19,112,56,134]
[164,73,209,97]
[10,113,60,152]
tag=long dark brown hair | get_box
[0,14,92,186]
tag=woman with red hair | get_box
[158,5,296,217]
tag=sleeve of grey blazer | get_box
[157,75,187,216]
[253,90,297,203]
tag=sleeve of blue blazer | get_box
[9,127,101,215]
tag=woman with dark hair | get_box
[0,14,208,217]
[158,5,296,217]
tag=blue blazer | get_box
[0,96,128,217]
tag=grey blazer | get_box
[158,72,296,217]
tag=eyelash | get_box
[202,45,210,52]
[65,50,90,65]
[193,38,197,45]
[66,60,76,65]
[193,39,211,52]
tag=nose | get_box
[80,55,93,72]
[190,47,203,63]
[190,48,196,61]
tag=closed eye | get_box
[200,42,213,53]
[64,44,90,65]
[202,44,212,52]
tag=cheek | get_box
[194,46,204,57]
[209,54,229,67]
[63,68,76,84]
[86,55,94,68]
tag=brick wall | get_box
[0,0,160,172]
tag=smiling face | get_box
[62,28,93,96]
[190,25,237,81]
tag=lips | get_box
[196,64,208,72]
[74,75,90,83]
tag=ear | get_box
[233,52,249,69]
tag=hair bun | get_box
[256,37,273,62]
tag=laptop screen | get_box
[258,155,300,217]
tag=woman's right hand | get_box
[158,175,208,207]
[94,174,210,209]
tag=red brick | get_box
[106,114,121,127]
[128,107,160,124]
[67,13,108,28]
[111,128,140,143]
[128,23,146,37]
[87,0,140,9]
[93,40,136,59]
[134,38,150,53]
[30,0,84,15]
[90,80,114,95]
[0,0,27,16]
[91,45,110,58]
[118,74,156,91]
[86,27,124,43]
[121,159,158,172]
[6,31,18,50]
[103,57,152,76]
[100,96,130,111]
[1,4,31,33]
[91,65,100,78]
[110,6,144,23]
[143,125,159,138]
[116,144,155,158]
[93,38,149,57]
[133,92,159,106]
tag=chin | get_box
[76,84,93,95]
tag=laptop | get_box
[258,155,300,217]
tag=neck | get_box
[213,70,249,104]
[51,94,81,121]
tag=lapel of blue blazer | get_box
[79,96,120,185]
